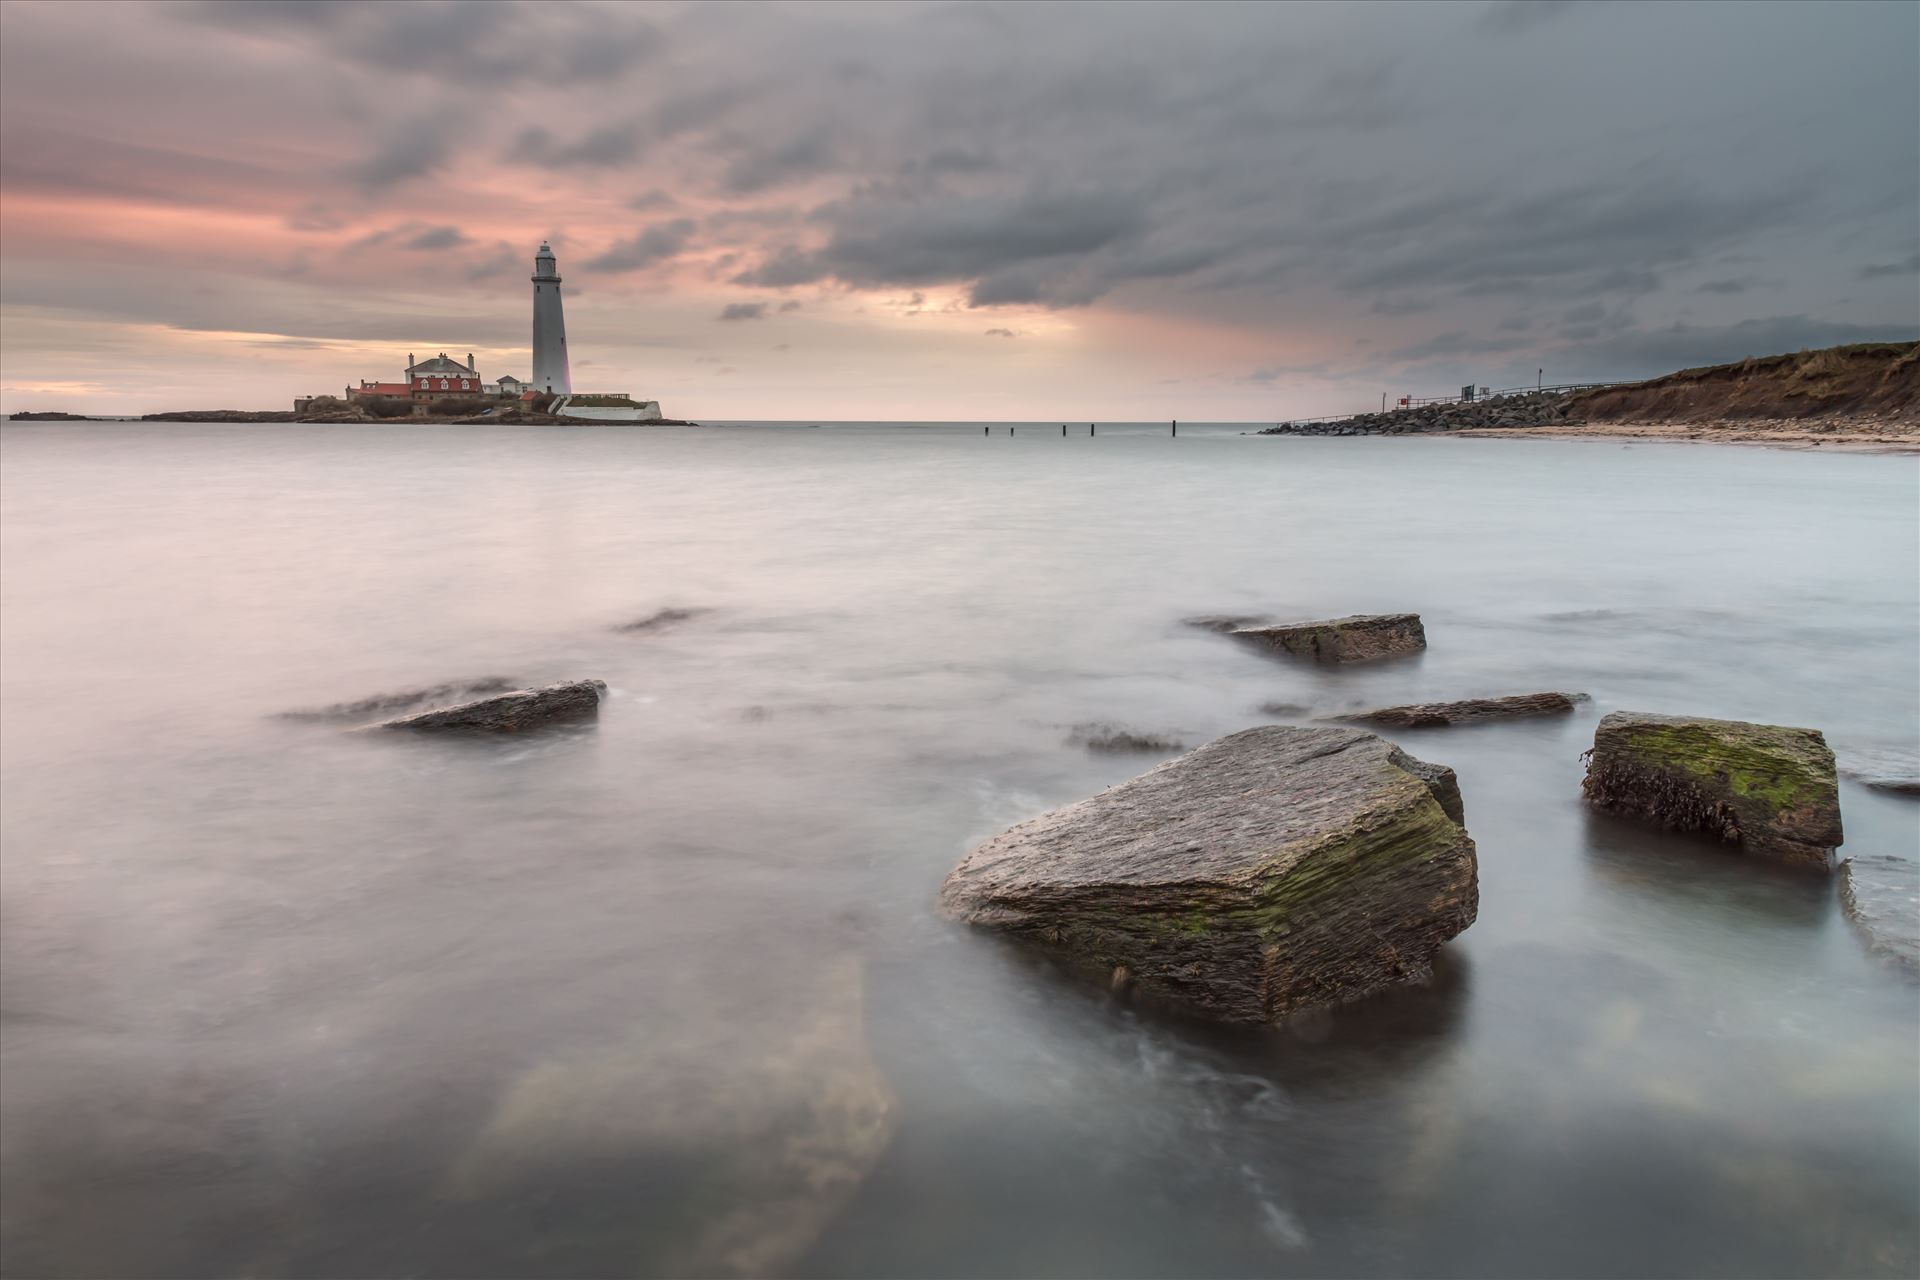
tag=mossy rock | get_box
[939,726,1478,1023]
[1581,711,1842,869]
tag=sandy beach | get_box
[1448,418,1920,454]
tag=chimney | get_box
[468,353,476,371]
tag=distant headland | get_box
[1253,341,1919,453]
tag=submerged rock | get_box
[1066,723,1187,754]
[374,679,606,733]
[278,676,519,722]
[613,606,711,634]
[1839,856,1919,977]
[1581,711,1843,869]
[1836,746,1920,797]
[1232,613,1427,663]
[1337,692,1585,728]
[1183,613,1272,634]
[940,726,1478,1024]
[445,955,895,1277]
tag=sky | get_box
[1,0,1915,420]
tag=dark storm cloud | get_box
[4,0,1915,414]
[404,225,469,251]
[694,0,1897,330]
[1563,315,1919,375]
[585,219,697,274]
[466,242,525,281]
[1858,254,1920,280]
[285,202,344,232]
[1478,1,1592,35]
[184,0,659,85]
[1385,330,1525,361]
[717,302,767,322]
[720,135,839,194]
[1335,181,1787,294]
[506,123,644,170]
[348,116,456,191]
[736,186,1149,304]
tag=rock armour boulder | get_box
[1581,711,1842,869]
[375,679,606,733]
[940,726,1479,1023]
[1233,613,1426,663]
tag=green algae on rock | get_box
[1232,613,1426,663]
[939,726,1478,1024]
[1581,711,1843,869]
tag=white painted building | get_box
[530,242,571,396]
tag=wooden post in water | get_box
[1090,423,1096,436]
[1061,424,1066,436]
[983,425,988,436]
[1171,419,1178,437]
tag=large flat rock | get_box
[1581,711,1843,869]
[1839,856,1919,977]
[374,679,606,733]
[1233,613,1426,663]
[940,726,1478,1023]
[1337,692,1582,728]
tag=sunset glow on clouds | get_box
[1,0,1915,418]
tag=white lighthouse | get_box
[530,241,572,395]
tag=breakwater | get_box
[1260,391,1576,436]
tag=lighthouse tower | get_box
[530,241,571,395]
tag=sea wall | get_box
[551,397,664,422]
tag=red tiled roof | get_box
[353,382,412,396]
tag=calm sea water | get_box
[2,420,1916,1279]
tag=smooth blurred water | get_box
[2,420,1916,1279]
